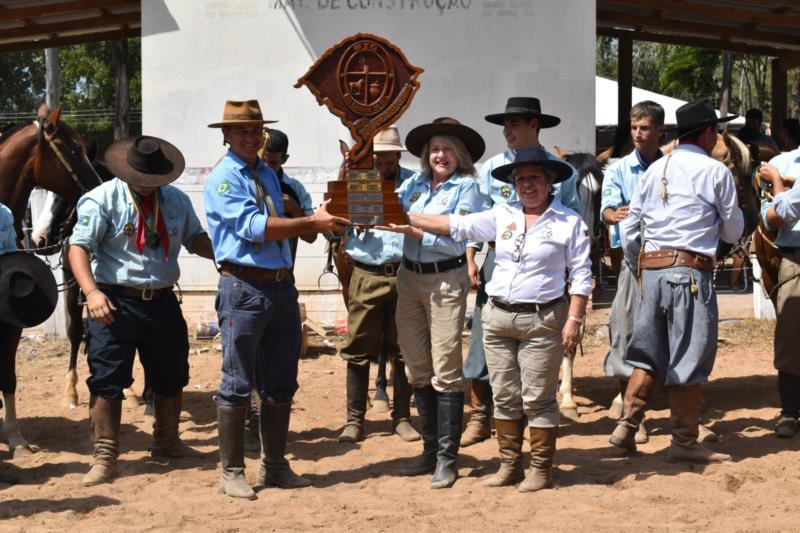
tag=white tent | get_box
[595,76,745,126]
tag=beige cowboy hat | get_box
[373,126,407,153]
[207,100,278,128]
[405,117,485,162]
[105,135,186,188]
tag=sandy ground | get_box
[1,293,798,532]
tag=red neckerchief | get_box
[130,187,170,261]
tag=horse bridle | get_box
[32,118,90,195]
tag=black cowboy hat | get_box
[105,136,186,188]
[0,251,58,328]
[491,146,572,184]
[676,99,737,137]
[405,117,485,163]
[485,97,561,129]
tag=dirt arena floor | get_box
[1,294,798,532]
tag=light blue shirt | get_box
[0,202,18,256]
[600,150,651,249]
[346,166,413,266]
[70,178,205,289]
[205,151,292,269]
[619,144,744,266]
[764,148,800,246]
[397,171,483,263]
[279,171,314,216]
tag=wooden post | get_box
[720,52,732,130]
[771,57,787,146]
[617,34,633,129]
[45,47,60,109]
[113,39,130,140]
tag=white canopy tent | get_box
[595,76,745,126]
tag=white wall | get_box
[142,0,596,319]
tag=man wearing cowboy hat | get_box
[459,96,581,447]
[611,99,743,464]
[205,100,349,499]
[68,135,215,486]
[337,126,418,444]
[756,141,800,438]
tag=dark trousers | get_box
[216,276,301,407]
[86,291,189,400]
[778,370,800,418]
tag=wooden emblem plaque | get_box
[295,33,423,226]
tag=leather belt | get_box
[97,283,172,302]
[639,249,714,272]
[490,296,565,314]
[219,262,291,283]
[403,254,467,275]
[488,241,496,250]
[353,261,401,277]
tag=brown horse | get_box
[750,143,783,308]
[0,106,102,457]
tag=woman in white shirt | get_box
[389,146,592,492]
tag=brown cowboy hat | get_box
[405,117,485,162]
[0,251,58,328]
[105,135,186,188]
[207,100,278,128]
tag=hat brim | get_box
[678,114,738,138]
[207,119,278,128]
[491,158,572,184]
[373,142,407,153]
[405,122,485,162]
[484,112,561,129]
[104,137,186,188]
[0,252,58,328]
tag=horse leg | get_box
[559,350,580,420]
[63,278,82,409]
[372,342,389,413]
[0,324,33,458]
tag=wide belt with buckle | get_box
[402,254,467,275]
[639,249,714,272]
[353,260,401,277]
[490,296,565,314]
[219,262,291,283]
[97,283,172,301]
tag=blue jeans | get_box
[463,248,495,382]
[216,275,301,407]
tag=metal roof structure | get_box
[0,0,140,54]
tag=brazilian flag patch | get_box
[216,181,231,195]
[79,215,90,225]
[602,188,612,197]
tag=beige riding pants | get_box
[395,264,468,392]
[482,299,568,427]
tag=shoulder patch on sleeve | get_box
[216,181,231,195]
[603,188,613,197]
[79,214,91,225]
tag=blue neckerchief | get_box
[635,148,663,170]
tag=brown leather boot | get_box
[484,418,525,487]
[338,363,369,443]
[609,369,657,451]
[83,395,122,487]
[460,380,492,447]
[519,426,557,492]
[257,402,311,488]
[151,393,193,458]
[218,405,256,499]
[667,385,731,463]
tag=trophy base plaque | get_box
[325,169,406,227]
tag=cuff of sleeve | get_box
[249,213,269,242]
[422,231,437,248]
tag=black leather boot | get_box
[431,390,464,489]
[218,405,256,499]
[257,402,311,488]
[338,363,370,443]
[400,386,438,476]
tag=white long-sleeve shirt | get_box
[619,144,744,266]
[449,199,592,303]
